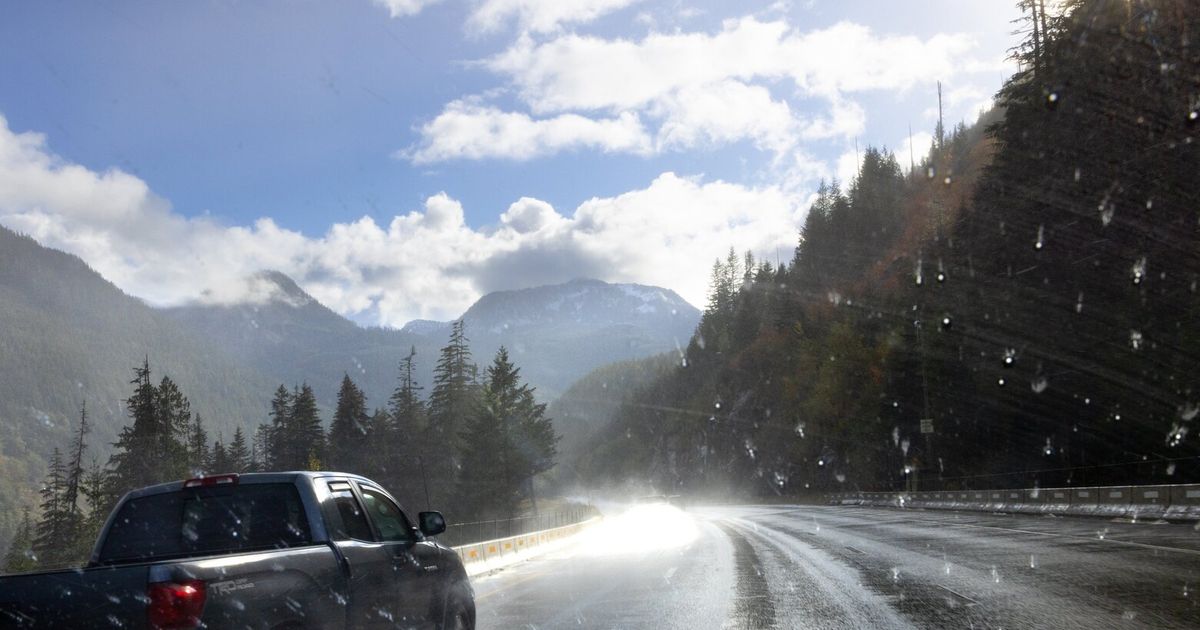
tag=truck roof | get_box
[124,471,375,500]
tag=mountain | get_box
[166,275,700,405]
[0,224,700,551]
[0,226,277,545]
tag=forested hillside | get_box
[582,0,1200,497]
[0,227,277,551]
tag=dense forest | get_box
[579,0,1200,497]
[2,320,557,572]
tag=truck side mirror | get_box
[418,511,446,537]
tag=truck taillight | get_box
[148,580,206,629]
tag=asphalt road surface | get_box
[472,504,1200,629]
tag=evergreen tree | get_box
[33,449,70,567]
[79,458,109,549]
[227,427,251,473]
[383,347,426,502]
[63,403,89,522]
[107,360,192,500]
[288,384,324,471]
[458,347,557,519]
[2,508,36,573]
[210,439,230,473]
[327,374,369,472]
[260,384,292,470]
[186,414,210,474]
[428,321,478,507]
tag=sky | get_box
[0,0,1021,326]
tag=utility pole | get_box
[936,81,945,149]
[908,123,915,174]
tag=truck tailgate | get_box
[0,565,149,629]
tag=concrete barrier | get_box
[1095,486,1133,517]
[1130,485,1170,520]
[826,483,1200,521]
[1065,487,1099,516]
[1166,484,1200,520]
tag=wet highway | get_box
[472,504,1200,629]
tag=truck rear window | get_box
[98,483,313,565]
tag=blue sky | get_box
[0,0,1021,325]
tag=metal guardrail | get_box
[450,517,599,567]
[437,507,596,547]
[825,483,1200,520]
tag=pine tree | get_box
[2,508,36,573]
[288,384,324,471]
[33,449,70,568]
[186,414,210,475]
[63,403,90,521]
[107,360,192,500]
[428,321,478,507]
[327,374,369,472]
[383,347,426,500]
[210,439,230,473]
[154,376,193,479]
[390,347,426,434]
[79,458,109,550]
[227,427,251,473]
[260,385,292,470]
[458,347,558,519]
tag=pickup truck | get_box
[0,471,475,629]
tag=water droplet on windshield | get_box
[1003,348,1016,367]
[1045,91,1059,109]
[1035,225,1044,250]
[1167,424,1188,447]
[1031,376,1048,393]
[1029,554,1038,569]
[1179,402,1198,421]
[1075,292,1084,313]
[939,315,952,330]
[997,377,1007,387]
[1043,438,1054,456]
[1131,257,1147,284]
[1099,197,1115,226]
[1130,330,1144,350]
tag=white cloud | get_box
[408,17,978,164]
[896,130,935,174]
[469,0,644,34]
[652,80,799,155]
[372,0,445,18]
[405,100,652,163]
[0,115,804,326]
[487,18,975,113]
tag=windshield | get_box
[2,1,1198,628]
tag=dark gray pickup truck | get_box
[0,472,474,629]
